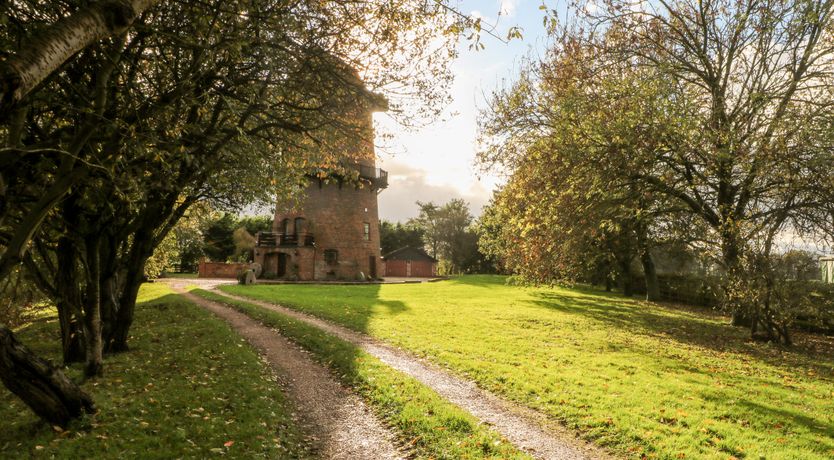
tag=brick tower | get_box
[253,100,387,281]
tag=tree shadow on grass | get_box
[733,399,834,446]
[530,290,834,377]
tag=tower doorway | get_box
[369,256,377,279]
[277,253,288,277]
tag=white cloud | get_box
[377,160,492,222]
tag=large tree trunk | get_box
[56,233,86,364]
[641,249,661,302]
[0,325,95,427]
[0,0,159,112]
[105,195,191,352]
[618,254,633,297]
[106,249,148,352]
[721,232,751,326]
[82,236,103,377]
[57,302,85,364]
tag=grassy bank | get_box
[0,283,310,459]
[191,288,528,459]
[221,275,834,460]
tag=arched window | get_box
[294,217,305,234]
[281,218,290,234]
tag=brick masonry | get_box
[198,261,250,278]
[254,107,384,281]
[256,178,382,281]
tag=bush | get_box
[791,281,834,334]
[629,273,721,307]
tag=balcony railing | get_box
[356,163,388,189]
[257,232,315,247]
[308,161,388,189]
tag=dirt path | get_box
[174,288,405,459]
[213,289,612,460]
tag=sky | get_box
[375,0,553,222]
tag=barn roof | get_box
[382,246,438,262]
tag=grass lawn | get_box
[161,272,198,279]
[191,288,529,459]
[0,283,311,459]
[221,275,834,460]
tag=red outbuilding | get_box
[382,247,438,277]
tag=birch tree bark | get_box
[0,0,159,111]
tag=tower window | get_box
[324,249,339,265]
[363,222,370,241]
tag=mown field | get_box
[222,275,834,460]
[0,284,311,459]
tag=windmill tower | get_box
[254,88,387,281]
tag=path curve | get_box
[174,288,405,460]
[213,289,612,460]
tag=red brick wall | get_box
[198,261,249,278]
[272,174,383,280]
[255,247,315,280]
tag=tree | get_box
[2,0,468,424]
[232,227,257,262]
[0,0,160,111]
[410,199,485,273]
[379,220,425,255]
[477,43,670,298]
[203,214,241,263]
[145,230,179,279]
[582,0,834,340]
[238,216,272,238]
[0,325,95,428]
[479,0,834,341]
[170,206,210,273]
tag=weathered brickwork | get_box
[198,261,250,278]
[258,177,382,280]
[254,107,385,281]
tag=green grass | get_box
[191,288,529,460]
[161,272,198,279]
[221,275,834,460]
[0,283,311,459]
